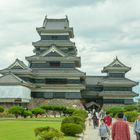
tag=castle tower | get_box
[100,57,138,104]
[25,16,86,99]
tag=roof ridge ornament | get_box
[43,14,48,27]
[40,45,65,57]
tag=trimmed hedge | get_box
[61,123,83,136]
[22,110,32,118]
[124,105,137,112]
[0,106,4,113]
[106,106,124,117]
[8,106,24,118]
[136,103,140,112]
[40,104,66,117]
[31,108,45,118]
[124,111,138,122]
[72,109,87,119]
[61,109,87,136]
[62,115,85,129]
[62,116,83,124]
[63,108,76,115]
[35,126,63,140]
[40,105,66,111]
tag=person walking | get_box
[99,119,110,140]
[88,111,93,126]
[92,112,98,129]
[123,114,127,121]
[134,114,140,140]
[104,112,112,128]
[112,112,130,140]
[99,110,105,119]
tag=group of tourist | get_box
[88,109,140,140]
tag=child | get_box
[88,112,93,126]
[99,119,110,140]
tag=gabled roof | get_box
[7,58,29,70]
[102,57,131,73]
[0,73,27,85]
[40,45,65,57]
[0,73,35,88]
[0,59,32,74]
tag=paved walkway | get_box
[79,121,136,140]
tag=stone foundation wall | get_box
[27,98,84,109]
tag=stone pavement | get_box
[78,121,136,140]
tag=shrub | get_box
[124,105,137,112]
[31,108,45,118]
[136,103,140,112]
[0,106,4,113]
[61,123,83,136]
[63,108,76,115]
[53,105,66,116]
[40,105,53,111]
[35,126,63,140]
[72,109,87,119]
[0,111,14,118]
[22,110,32,118]
[62,116,83,124]
[40,105,66,117]
[62,115,85,129]
[125,111,138,122]
[106,107,124,117]
[8,106,24,118]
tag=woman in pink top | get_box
[112,112,130,140]
[104,112,112,127]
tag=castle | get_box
[0,16,138,107]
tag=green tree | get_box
[31,108,45,118]
[40,105,66,117]
[124,105,137,111]
[22,110,32,118]
[8,106,24,118]
[0,106,4,113]
[105,106,124,117]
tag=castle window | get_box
[49,62,60,68]
[109,73,124,77]
[51,36,58,40]
[41,35,69,40]
[104,87,131,91]
[45,78,67,84]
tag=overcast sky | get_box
[0,0,140,89]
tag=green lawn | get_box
[0,118,76,140]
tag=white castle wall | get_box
[0,85,31,102]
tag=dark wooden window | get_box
[45,78,67,84]
[41,35,69,40]
[49,62,60,68]
[104,87,131,91]
[109,73,124,77]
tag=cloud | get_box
[0,0,140,85]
